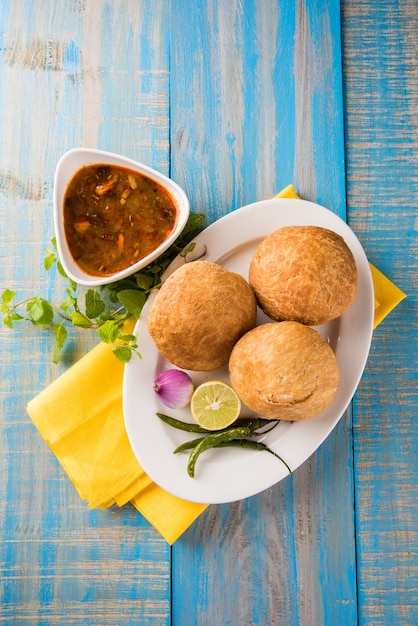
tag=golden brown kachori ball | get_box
[229,321,340,420]
[147,260,257,371]
[249,225,358,326]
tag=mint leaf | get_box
[97,320,119,343]
[70,311,93,328]
[85,289,105,318]
[10,310,25,322]
[57,259,69,280]
[135,273,154,291]
[108,290,119,304]
[97,310,129,326]
[117,333,137,343]
[3,311,25,328]
[181,212,205,237]
[2,289,16,313]
[60,289,77,313]
[27,298,54,327]
[44,252,57,271]
[3,314,13,329]
[117,289,146,319]
[52,323,68,363]
[112,346,132,363]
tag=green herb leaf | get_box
[181,212,205,237]
[117,289,146,319]
[2,289,16,313]
[97,319,119,343]
[70,311,93,328]
[3,313,13,329]
[117,333,137,343]
[112,346,132,363]
[107,290,119,304]
[85,289,106,318]
[27,297,54,327]
[135,273,154,291]
[52,322,68,363]
[57,260,70,280]
[60,290,77,313]
[3,311,25,328]
[96,309,123,323]
[44,251,57,271]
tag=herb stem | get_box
[10,297,73,323]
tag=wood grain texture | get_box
[0,1,171,623]
[170,2,357,624]
[342,1,418,624]
[170,0,346,219]
[2,0,416,624]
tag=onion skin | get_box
[153,369,194,408]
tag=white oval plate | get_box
[123,198,374,504]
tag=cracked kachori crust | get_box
[249,226,358,326]
[229,321,340,420]
[147,260,257,371]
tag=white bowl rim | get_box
[53,148,190,286]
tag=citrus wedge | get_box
[190,380,241,431]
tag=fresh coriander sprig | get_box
[1,212,205,364]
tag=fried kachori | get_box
[229,321,340,420]
[249,225,358,326]
[147,260,257,371]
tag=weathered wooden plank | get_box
[3,1,415,623]
[0,1,171,623]
[170,2,357,624]
[342,1,418,624]
[170,0,346,219]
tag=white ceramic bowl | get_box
[53,148,190,286]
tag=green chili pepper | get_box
[156,412,279,435]
[236,417,279,432]
[187,426,252,477]
[215,440,292,475]
[175,436,291,475]
[173,437,205,454]
[157,412,285,477]
[156,413,211,433]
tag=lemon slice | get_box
[190,380,241,430]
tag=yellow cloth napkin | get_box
[27,323,208,545]
[27,184,406,544]
[369,262,407,328]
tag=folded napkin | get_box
[27,326,208,544]
[369,262,407,328]
[27,184,406,544]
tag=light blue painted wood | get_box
[342,1,418,624]
[170,0,347,221]
[1,0,417,624]
[170,2,357,624]
[173,414,357,626]
[0,1,171,623]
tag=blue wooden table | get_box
[1,1,416,624]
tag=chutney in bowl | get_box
[53,148,190,286]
